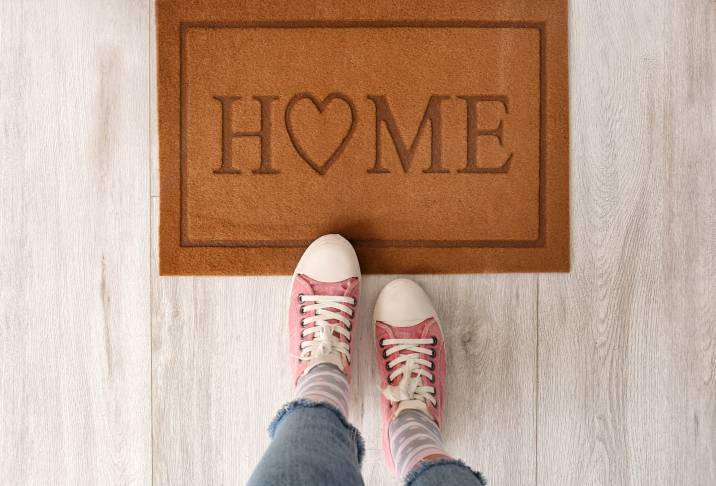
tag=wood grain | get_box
[0,1,151,484]
[538,0,716,484]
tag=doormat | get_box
[157,0,569,275]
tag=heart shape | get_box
[285,92,357,175]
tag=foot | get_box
[289,234,361,385]
[374,279,448,476]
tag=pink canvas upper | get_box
[375,317,447,473]
[288,274,360,385]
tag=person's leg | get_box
[247,235,364,486]
[373,279,486,486]
[247,400,364,486]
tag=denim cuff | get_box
[268,399,366,465]
[404,458,486,486]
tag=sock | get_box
[294,363,349,418]
[389,409,450,478]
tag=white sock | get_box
[294,363,349,417]
[389,409,450,478]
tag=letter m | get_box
[367,95,450,174]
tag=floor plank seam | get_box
[535,276,540,486]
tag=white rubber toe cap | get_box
[294,234,360,283]
[373,279,437,327]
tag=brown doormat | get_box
[157,0,569,275]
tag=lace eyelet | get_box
[387,376,393,384]
[297,293,304,303]
[429,375,435,383]
[429,362,434,370]
[379,339,385,348]
[300,318,307,328]
[385,362,391,371]
[299,306,306,314]
[382,350,388,359]
[431,336,438,345]
[431,349,437,358]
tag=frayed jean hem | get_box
[404,458,486,486]
[268,399,366,466]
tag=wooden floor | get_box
[1,1,715,484]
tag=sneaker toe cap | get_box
[295,234,360,283]
[374,279,437,326]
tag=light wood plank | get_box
[538,1,716,484]
[150,0,159,198]
[0,1,151,484]
[151,195,537,484]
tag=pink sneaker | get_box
[288,234,361,385]
[373,279,447,475]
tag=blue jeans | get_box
[247,400,486,486]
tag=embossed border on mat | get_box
[179,20,546,249]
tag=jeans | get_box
[247,400,486,486]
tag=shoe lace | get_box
[381,337,437,407]
[298,294,356,371]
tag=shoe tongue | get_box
[298,275,355,372]
[388,319,433,340]
[384,319,434,388]
[300,274,354,296]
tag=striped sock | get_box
[389,409,450,478]
[294,363,350,417]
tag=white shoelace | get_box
[381,337,437,408]
[298,294,356,371]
